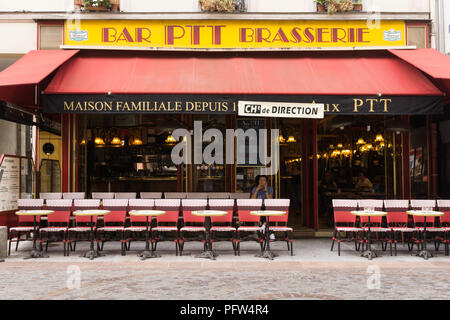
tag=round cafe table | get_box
[15,210,54,259]
[250,210,287,260]
[73,210,110,260]
[129,210,166,260]
[407,210,444,260]
[191,210,228,260]
[350,210,386,260]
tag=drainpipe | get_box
[436,0,446,53]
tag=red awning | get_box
[389,48,450,101]
[0,50,79,106]
[44,51,443,96]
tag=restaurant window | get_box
[407,25,427,49]
[317,115,403,228]
[410,115,428,198]
[39,24,63,50]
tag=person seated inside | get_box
[319,171,339,193]
[250,175,273,199]
[355,171,374,193]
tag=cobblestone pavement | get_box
[1,239,449,300]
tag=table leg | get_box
[256,216,277,260]
[81,215,104,260]
[138,216,160,260]
[416,221,433,260]
[24,215,49,259]
[360,216,378,260]
[195,216,217,260]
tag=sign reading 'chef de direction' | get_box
[238,101,324,119]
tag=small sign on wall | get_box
[238,100,324,119]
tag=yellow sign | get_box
[65,20,406,49]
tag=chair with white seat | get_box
[91,192,114,200]
[125,199,155,253]
[165,192,187,199]
[410,200,441,252]
[437,200,450,256]
[384,200,415,256]
[40,193,62,200]
[357,199,389,252]
[235,199,263,256]
[153,199,181,255]
[179,199,207,256]
[115,192,136,199]
[140,192,163,199]
[331,199,363,256]
[63,192,85,200]
[263,199,293,256]
[97,199,128,255]
[209,199,236,255]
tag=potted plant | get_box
[83,0,111,11]
[74,0,83,10]
[353,0,362,11]
[316,0,327,12]
[199,0,246,13]
[327,0,353,14]
[110,0,120,11]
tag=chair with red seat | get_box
[384,200,415,256]
[125,199,156,252]
[39,199,72,256]
[91,192,114,200]
[115,192,136,199]
[153,199,181,255]
[331,199,362,256]
[236,199,263,256]
[67,199,101,254]
[357,199,388,252]
[263,198,293,256]
[97,199,128,255]
[8,199,44,256]
[208,199,236,255]
[40,193,62,200]
[179,199,207,256]
[140,192,163,199]
[410,200,441,252]
[437,200,450,256]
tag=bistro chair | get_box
[437,200,450,256]
[91,192,114,200]
[67,199,101,254]
[410,200,441,252]
[263,199,293,256]
[126,199,155,252]
[153,199,181,255]
[115,192,136,199]
[179,199,207,256]
[209,199,236,255]
[331,199,362,256]
[39,199,72,256]
[207,193,230,199]
[62,192,86,200]
[384,200,415,256]
[40,192,62,200]
[357,199,389,252]
[229,193,251,199]
[8,199,44,256]
[97,199,128,255]
[140,192,163,199]
[235,199,263,256]
[165,192,187,199]
[186,193,209,199]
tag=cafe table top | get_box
[73,209,111,216]
[350,210,387,217]
[15,210,54,216]
[250,210,287,217]
[406,210,444,217]
[191,210,228,217]
[129,210,166,217]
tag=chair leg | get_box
[337,231,341,256]
[15,231,20,251]
[330,229,336,251]
[290,232,294,256]
[8,233,12,256]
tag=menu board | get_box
[0,157,20,212]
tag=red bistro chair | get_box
[209,199,236,255]
[97,199,128,255]
[263,198,293,256]
[384,200,415,255]
[39,193,62,200]
[125,199,156,252]
[62,192,86,200]
[357,199,388,252]
[8,199,44,256]
[179,199,207,256]
[437,200,450,256]
[91,192,114,200]
[331,199,362,256]
[115,192,136,199]
[153,199,181,255]
[236,199,263,256]
[67,199,101,254]
[140,192,163,199]
[410,200,441,252]
[39,199,72,256]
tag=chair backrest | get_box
[384,200,410,225]
[229,192,251,199]
[155,199,181,223]
[45,199,72,224]
[91,192,114,200]
[102,199,128,223]
[358,199,384,224]
[181,199,207,223]
[165,192,187,199]
[263,199,290,223]
[73,199,101,224]
[437,200,450,224]
[140,192,163,199]
[236,199,263,223]
[209,199,235,224]
[115,192,136,199]
[40,192,62,200]
[63,192,85,200]
[17,199,44,223]
[410,199,436,224]
[332,199,358,225]
[208,193,230,199]
[186,193,209,199]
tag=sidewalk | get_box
[1,239,450,300]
